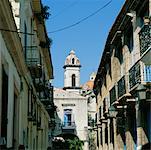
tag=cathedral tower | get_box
[63,50,81,93]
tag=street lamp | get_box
[108,105,118,118]
[136,84,146,100]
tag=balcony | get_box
[39,89,51,105]
[49,119,56,128]
[110,85,117,105]
[34,78,45,92]
[103,97,108,116]
[45,104,56,118]
[117,76,126,98]
[129,62,141,89]
[25,46,42,78]
[139,25,151,56]
[62,121,76,130]
[129,62,151,90]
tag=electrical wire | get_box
[0,28,34,35]
[51,0,79,19]
[48,0,112,34]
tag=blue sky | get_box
[42,0,125,87]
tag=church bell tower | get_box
[63,50,81,93]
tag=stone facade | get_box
[93,0,151,150]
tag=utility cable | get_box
[0,28,34,35]
[48,0,112,34]
[51,0,79,19]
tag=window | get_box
[1,65,8,144]
[115,40,123,64]
[64,109,72,126]
[105,125,108,144]
[124,24,133,52]
[99,106,102,118]
[72,58,75,64]
[71,74,76,87]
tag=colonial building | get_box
[93,0,151,150]
[53,50,89,150]
[82,72,97,150]
[0,0,54,149]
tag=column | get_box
[108,119,111,150]
[136,98,142,150]
[113,118,117,150]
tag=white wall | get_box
[0,32,21,147]
[54,89,88,143]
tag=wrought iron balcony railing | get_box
[34,78,45,92]
[129,62,141,89]
[139,25,151,56]
[25,46,42,78]
[103,97,108,116]
[110,85,117,105]
[117,76,126,98]
[62,121,76,128]
[129,62,151,90]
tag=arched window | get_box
[72,74,76,87]
[72,58,75,64]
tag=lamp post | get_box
[136,84,146,100]
[108,105,118,150]
[108,105,118,118]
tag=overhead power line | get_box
[0,28,34,35]
[51,0,79,19]
[48,0,112,34]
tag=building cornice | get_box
[63,64,81,69]
[63,86,82,90]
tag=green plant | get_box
[42,5,50,20]
[35,5,50,23]
[67,138,84,150]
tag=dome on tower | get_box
[64,50,81,67]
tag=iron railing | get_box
[62,121,76,128]
[25,46,41,66]
[117,76,126,98]
[129,62,141,89]
[110,85,117,104]
[25,46,42,78]
[139,25,151,56]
